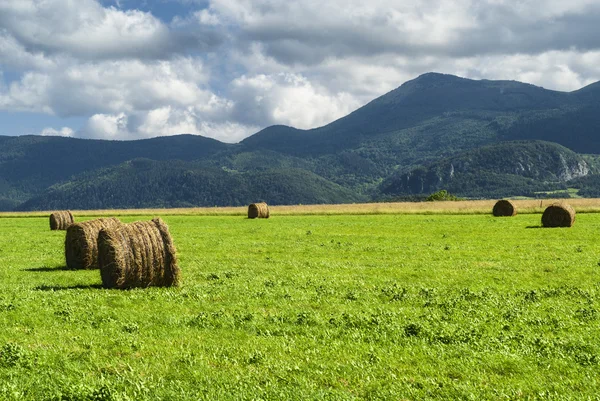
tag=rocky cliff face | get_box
[557,155,589,181]
[379,140,595,197]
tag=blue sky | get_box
[2,0,600,143]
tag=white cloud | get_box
[0,57,219,115]
[209,0,600,62]
[3,0,600,142]
[0,0,166,59]
[40,126,75,137]
[194,9,222,26]
[0,72,53,114]
[0,0,222,61]
[196,121,259,143]
[0,31,56,71]
[439,51,600,92]
[82,112,128,139]
[79,108,258,143]
[230,73,361,129]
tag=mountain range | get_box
[3,72,600,211]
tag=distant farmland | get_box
[0,206,599,399]
[4,197,600,218]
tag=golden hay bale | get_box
[248,202,270,219]
[98,218,180,289]
[492,200,517,217]
[49,211,74,230]
[542,203,576,228]
[65,218,121,270]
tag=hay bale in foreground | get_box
[248,202,270,219]
[98,218,180,289]
[49,211,74,230]
[542,203,575,227]
[65,218,121,269]
[493,200,517,217]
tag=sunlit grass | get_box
[1,213,599,399]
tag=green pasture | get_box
[0,213,599,400]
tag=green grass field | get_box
[1,213,599,400]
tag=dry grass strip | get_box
[7,198,600,218]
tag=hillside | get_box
[0,134,228,209]
[241,73,600,156]
[17,159,365,211]
[239,73,600,191]
[3,72,600,210]
[378,141,596,198]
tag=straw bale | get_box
[49,211,74,230]
[541,203,576,227]
[492,200,517,217]
[248,202,270,219]
[98,218,180,289]
[65,218,121,269]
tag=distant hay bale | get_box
[542,203,576,228]
[98,218,180,289]
[492,200,517,217]
[65,218,121,270]
[49,211,74,230]
[248,202,270,219]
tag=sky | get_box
[1,0,600,143]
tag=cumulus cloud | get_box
[217,0,600,111]
[0,0,223,60]
[230,73,360,129]
[3,0,600,142]
[80,108,258,143]
[452,51,600,91]
[40,126,74,137]
[0,57,219,115]
[0,72,53,114]
[194,9,222,26]
[209,0,600,63]
[82,112,129,139]
[0,31,56,71]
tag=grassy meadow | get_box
[1,208,600,399]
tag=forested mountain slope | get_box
[18,159,365,211]
[4,73,600,210]
[379,141,597,199]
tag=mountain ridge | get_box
[3,72,600,210]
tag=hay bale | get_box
[248,202,270,219]
[98,218,180,289]
[542,203,576,227]
[493,200,517,217]
[65,218,121,270]
[49,211,74,230]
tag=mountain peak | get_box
[404,72,468,87]
[413,72,463,81]
[574,80,600,95]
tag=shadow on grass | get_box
[34,284,104,291]
[24,265,74,272]
[525,225,544,229]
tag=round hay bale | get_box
[492,200,517,217]
[49,211,74,230]
[98,218,180,289]
[65,218,121,270]
[248,202,270,219]
[542,203,575,228]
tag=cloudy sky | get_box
[1,0,600,143]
